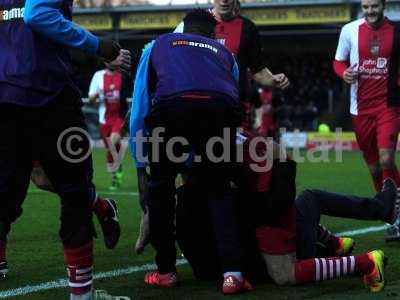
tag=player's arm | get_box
[88,71,101,103]
[245,21,290,90]
[333,24,357,84]
[253,67,290,90]
[129,42,155,254]
[129,41,155,170]
[24,0,120,62]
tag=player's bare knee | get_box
[110,133,121,145]
[262,253,296,285]
[379,150,395,170]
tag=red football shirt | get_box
[335,17,400,115]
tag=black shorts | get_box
[0,86,94,240]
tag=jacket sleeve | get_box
[24,0,99,54]
[129,41,155,168]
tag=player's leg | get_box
[100,122,118,190]
[352,115,382,191]
[144,126,179,287]
[294,251,387,292]
[175,183,221,281]
[295,182,397,259]
[184,99,249,293]
[194,128,251,294]
[376,108,400,186]
[0,105,35,279]
[257,218,387,292]
[376,107,400,241]
[109,117,124,186]
[315,224,354,257]
[263,251,387,293]
[37,87,99,299]
[255,205,297,285]
[30,159,120,250]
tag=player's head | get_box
[361,0,386,27]
[183,9,217,38]
[213,0,239,21]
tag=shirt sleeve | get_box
[332,60,349,78]
[88,71,101,98]
[244,19,267,74]
[129,41,155,168]
[24,0,99,54]
[335,25,351,62]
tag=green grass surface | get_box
[1,150,400,299]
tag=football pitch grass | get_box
[0,150,400,299]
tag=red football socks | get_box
[64,241,94,295]
[295,254,373,284]
[93,196,110,220]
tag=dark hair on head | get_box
[183,9,217,38]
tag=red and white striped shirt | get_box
[335,17,400,115]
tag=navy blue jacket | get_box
[151,33,238,102]
[0,0,99,106]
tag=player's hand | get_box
[137,168,149,212]
[109,49,132,76]
[97,39,121,62]
[135,211,150,254]
[343,64,358,84]
[272,73,290,90]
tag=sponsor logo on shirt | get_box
[376,57,387,69]
[172,40,218,54]
[0,7,24,22]
[359,57,388,79]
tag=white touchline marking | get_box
[335,225,388,237]
[0,225,391,298]
[0,260,187,298]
